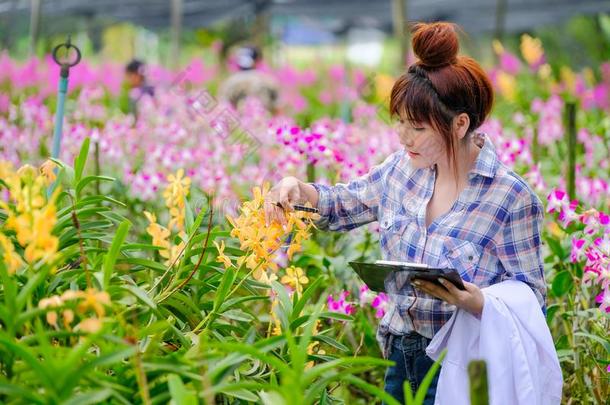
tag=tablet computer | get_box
[348,260,465,293]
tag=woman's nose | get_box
[403,137,415,148]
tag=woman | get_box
[263,22,546,404]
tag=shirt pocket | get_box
[378,210,412,260]
[442,237,483,282]
[379,211,398,256]
[379,194,403,232]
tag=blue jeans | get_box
[383,332,440,405]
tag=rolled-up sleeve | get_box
[310,151,402,232]
[497,190,547,310]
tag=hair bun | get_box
[411,22,459,69]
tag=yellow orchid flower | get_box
[144,210,177,264]
[269,294,282,336]
[258,270,278,285]
[560,66,576,93]
[280,266,309,295]
[163,169,191,232]
[492,39,504,55]
[1,161,60,268]
[76,317,103,333]
[305,320,323,368]
[77,288,111,318]
[39,160,57,185]
[0,233,24,274]
[62,309,74,329]
[213,240,233,269]
[520,34,544,66]
[496,71,517,102]
[227,184,317,286]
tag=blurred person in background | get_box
[218,45,279,114]
[124,59,155,116]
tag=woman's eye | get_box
[414,127,425,131]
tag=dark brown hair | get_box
[390,22,494,175]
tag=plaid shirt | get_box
[311,133,546,356]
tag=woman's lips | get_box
[407,151,420,158]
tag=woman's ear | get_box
[453,113,470,140]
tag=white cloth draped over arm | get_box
[426,280,562,405]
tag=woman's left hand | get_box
[412,278,484,317]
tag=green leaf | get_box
[303,356,392,385]
[62,346,138,393]
[63,389,113,405]
[0,337,55,389]
[271,281,293,326]
[121,243,162,251]
[403,379,415,405]
[312,334,349,352]
[221,309,254,322]
[137,320,171,338]
[206,336,286,382]
[52,159,75,186]
[555,334,570,351]
[122,284,157,310]
[546,304,560,325]
[180,206,211,270]
[99,210,131,224]
[319,312,353,322]
[221,388,259,402]
[213,267,237,312]
[74,137,91,184]
[219,295,268,312]
[341,375,401,405]
[544,235,566,259]
[168,374,197,405]
[319,389,329,405]
[574,332,610,354]
[16,266,51,311]
[208,341,292,375]
[0,382,45,404]
[0,261,16,324]
[184,198,195,234]
[55,206,112,232]
[103,220,131,290]
[259,390,287,405]
[556,349,574,361]
[413,350,445,404]
[76,175,115,196]
[292,276,324,319]
[118,258,167,273]
[551,271,574,297]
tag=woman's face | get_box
[396,119,446,169]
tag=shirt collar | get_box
[468,132,499,179]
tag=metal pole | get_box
[48,37,81,195]
[170,0,183,68]
[51,74,68,159]
[494,0,507,43]
[1,1,16,49]
[29,0,41,56]
[392,0,408,69]
[253,0,270,50]
[565,102,577,200]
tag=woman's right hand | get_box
[263,176,303,227]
